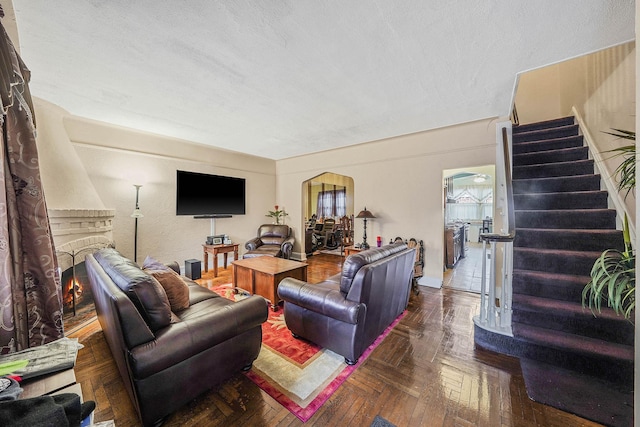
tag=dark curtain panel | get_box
[0,17,63,353]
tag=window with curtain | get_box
[316,188,346,218]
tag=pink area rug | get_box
[211,283,404,422]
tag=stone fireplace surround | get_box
[50,208,115,332]
[50,209,116,271]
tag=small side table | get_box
[344,246,364,257]
[20,368,78,399]
[203,244,239,277]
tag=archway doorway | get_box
[301,172,354,257]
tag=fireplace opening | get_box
[61,262,96,333]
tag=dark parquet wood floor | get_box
[70,253,602,427]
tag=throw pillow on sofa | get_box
[94,248,172,332]
[142,256,190,312]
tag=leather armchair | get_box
[278,243,415,364]
[244,224,295,259]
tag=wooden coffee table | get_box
[232,257,308,311]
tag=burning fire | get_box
[63,278,83,308]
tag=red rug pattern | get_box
[210,284,403,422]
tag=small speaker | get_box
[185,259,201,280]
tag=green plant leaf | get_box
[602,129,635,198]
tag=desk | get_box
[232,257,307,311]
[203,244,239,277]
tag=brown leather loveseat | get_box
[85,248,268,426]
[277,242,415,365]
[244,224,295,259]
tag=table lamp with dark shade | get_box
[356,207,376,249]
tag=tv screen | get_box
[176,170,246,216]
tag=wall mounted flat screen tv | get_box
[176,170,246,217]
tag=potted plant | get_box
[266,205,288,225]
[582,129,635,320]
[583,214,635,319]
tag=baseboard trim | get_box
[418,276,442,288]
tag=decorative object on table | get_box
[130,184,144,263]
[206,234,224,245]
[376,236,382,247]
[265,205,288,224]
[356,207,376,249]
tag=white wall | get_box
[277,118,499,287]
[514,65,564,124]
[515,42,636,222]
[37,105,277,268]
[34,95,498,284]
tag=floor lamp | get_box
[356,207,375,249]
[131,185,144,263]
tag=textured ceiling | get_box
[12,1,635,160]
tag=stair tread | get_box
[515,208,614,213]
[513,117,574,133]
[513,124,578,138]
[512,134,582,145]
[513,175,601,194]
[513,191,608,210]
[512,293,626,321]
[514,227,620,235]
[513,173,597,182]
[513,268,590,283]
[514,146,586,157]
[514,247,602,257]
[513,323,634,362]
[513,190,607,197]
[513,159,592,169]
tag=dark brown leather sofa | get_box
[277,243,415,364]
[85,248,268,426]
[244,224,295,259]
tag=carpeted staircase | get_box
[476,116,634,427]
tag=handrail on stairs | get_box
[511,104,519,126]
[473,126,515,336]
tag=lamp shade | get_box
[356,207,375,219]
[131,209,144,218]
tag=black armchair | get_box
[244,224,295,259]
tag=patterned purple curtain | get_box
[0,14,63,353]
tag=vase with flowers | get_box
[266,205,288,225]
